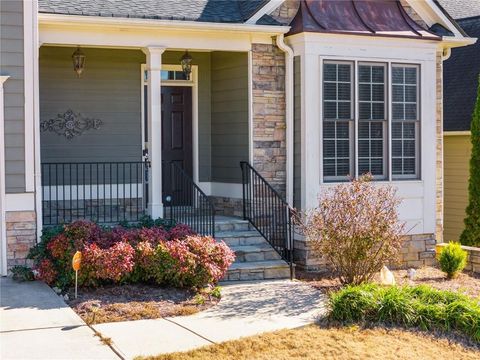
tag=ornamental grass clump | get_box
[329,284,480,342]
[439,242,467,279]
[301,175,405,285]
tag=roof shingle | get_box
[38,0,270,23]
[443,17,480,132]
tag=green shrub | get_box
[329,284,480,342]
[10,265,35,282]
[439,242,467,279]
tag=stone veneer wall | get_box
[251,43,287,195]
[269,0,300,25]
[210,196,244,217]
[6,211,36,268]
[295,234,437,272]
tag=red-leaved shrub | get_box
[31,220,235,290]
[36,259,57,285]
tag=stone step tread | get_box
[215,218,249,225]
[230,244,277,253]
[228,260,289,271]
[215,230,262,238]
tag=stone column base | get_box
[6,211,37,268]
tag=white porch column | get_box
[143,46,165,219]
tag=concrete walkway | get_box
[0,278,118,360]
[94,280,327,359]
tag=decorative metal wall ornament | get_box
[40,109,102,140]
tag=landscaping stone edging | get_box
[436,243,480,274]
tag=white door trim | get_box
[141,64,200,184]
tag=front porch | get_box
[39,46,253,227]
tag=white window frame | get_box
[357,61,388,180]
[321,60,421,183]
[391,63,421,180]
[322,60,355,182]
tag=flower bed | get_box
[28,219,235,290]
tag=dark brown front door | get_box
[161,86,193,202]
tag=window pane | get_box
[338,83,351,101]
[359,64,385,121]
[323,116,352,180]
[358,121,385,178]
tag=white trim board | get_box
[0,76,10,276]
[24,0,37,192]
[42,184,143,201]
[444,131,471,136]
[198,182,243,199]
[5,193,35,212]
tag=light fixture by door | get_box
[72,47,86,78]
[180,50,193,80]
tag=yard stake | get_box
[72,251,82,299]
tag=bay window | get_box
[322,61,420,182]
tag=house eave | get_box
[38,13,291,35]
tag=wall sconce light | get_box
[180,50,193,80]
[72,47,86,77]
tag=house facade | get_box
[0,0,474,276]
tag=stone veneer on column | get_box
[252,43,287,195]
[6,211,36,267]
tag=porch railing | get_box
[164,162,215,237]
[240,161,294,279]
[41,161,148,226]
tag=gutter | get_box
[276,34,294,206]
[38,13,290,35]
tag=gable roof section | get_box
[435,0,480,21]
[287,0,440,40]
[444,16,480,132]
[38,0,269,23]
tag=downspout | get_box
[276,34,294,206]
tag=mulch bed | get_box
[67,284,219,324]
[298,266,480,298]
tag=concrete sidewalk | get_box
[0,278,118,360]
[94,280,327,359]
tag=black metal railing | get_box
[240,161,294,278]
[164,163,215,237]
[41,161,148,225]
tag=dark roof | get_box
[38,0,270,23]
[444,16,480,131]
[436,0,480,20]
[287,0,440,40]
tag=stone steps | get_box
[215,216,291,282]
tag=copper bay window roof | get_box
[288,0,441,40]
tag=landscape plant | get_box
[438,242,467,279]
[329,284,480,342]
[28,219,235,290]
[300,174,405,285]
[461,76,480,246]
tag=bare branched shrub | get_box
[300,175,405,285]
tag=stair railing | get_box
[164,162,215,237]
[240,161,294,279]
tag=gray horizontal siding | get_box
[40,47,145,163]
[1,0,25,193]
[211,52,249,183]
